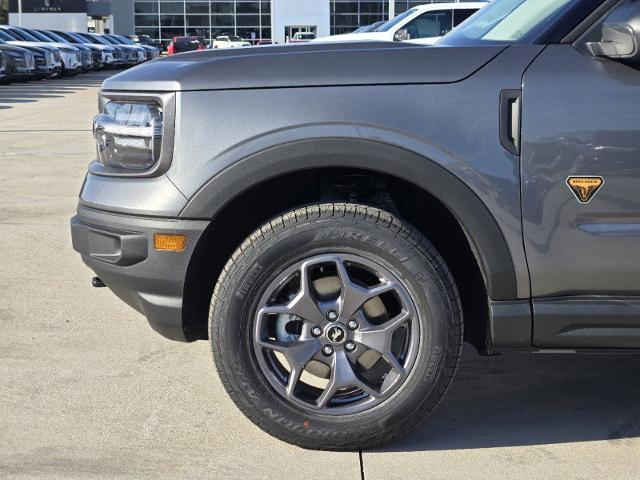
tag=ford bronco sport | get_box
[71,0,640,450]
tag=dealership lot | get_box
[2,73,640,479]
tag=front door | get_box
[521,19,640,347]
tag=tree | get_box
[0,0,7,25]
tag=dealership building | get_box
[9,0,472,45]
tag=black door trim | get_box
[534,296,640,349]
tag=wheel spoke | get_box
[258,339,320,398]
[353,310,410,374]
[315,350,378,408]
[257,262,326,324]
[334,258,396,318]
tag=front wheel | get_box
[209,203,463,450]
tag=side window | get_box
[453,9,478,27]
[403,10,453,39]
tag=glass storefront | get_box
[330,0,466,36]
[134,0,472,45]
[330,1,388,36]
[133,0,272,46]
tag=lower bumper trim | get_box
[71,206,210,342]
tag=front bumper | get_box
[71,206,209,341]
[61,51,81,71]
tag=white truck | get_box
[213,36,252,49]
[314,2,488,45]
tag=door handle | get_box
[500,89,522,156]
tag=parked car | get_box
[75,32,132,67]
[25,28,93,73]
[0,51,6,82]
[0,25,79,75]
[96,33,145,65]
[212,35,251,48]
[0,26,61,76]
[71,0,640,452]
[51,30,117,69]
[129,34,162,51]
[0,39,35,82]
[102,34,147,64]
[107,34,159,62]
[290,32,316,42]
[34,29,95,71]
[314,2,487,45]
[256,39,274,46]
[167,36,205,55]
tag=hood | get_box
[7,44,46,55]
[7,40,57,52]
[44,41,79,51]
[103,42,505,92]
[87,43,114,51]
[0,44,31,54]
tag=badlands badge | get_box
[566,176,604,204]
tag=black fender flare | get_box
[179,137,518,300]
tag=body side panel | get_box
[522,45,640,297]
[169,45,545,300]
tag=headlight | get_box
[93,101,162,170]
[90,93,175,177]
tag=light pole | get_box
[17,0,23,26]
[389,0,395,20]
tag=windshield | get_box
[377,8,418,32]
[25,29,52,42]
[81,34,109,45]
[115,35,135,45]
[8,27,41,42]
[106,35,125,44]
[66,32,86,44]
[441,0,578,44]
[0,30,16,41]
[101,36,120,45]
[42,30,70,43]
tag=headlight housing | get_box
[90,93,175,177]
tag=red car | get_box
[167,36,205,55]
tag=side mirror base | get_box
[588,5,640,61]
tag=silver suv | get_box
[72,0,640,450]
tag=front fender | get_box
[179,134,518,300]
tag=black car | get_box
[129,34,162,51]
[0,51,6,82]
[0,39,35,82]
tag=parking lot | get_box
[2,72,640,479]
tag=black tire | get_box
[209,203,463,450]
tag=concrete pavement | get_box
[1,71,640,480]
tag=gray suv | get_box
[71,0,640,450]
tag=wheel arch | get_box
[179,138,519,349]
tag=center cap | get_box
[325,324,347,344]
